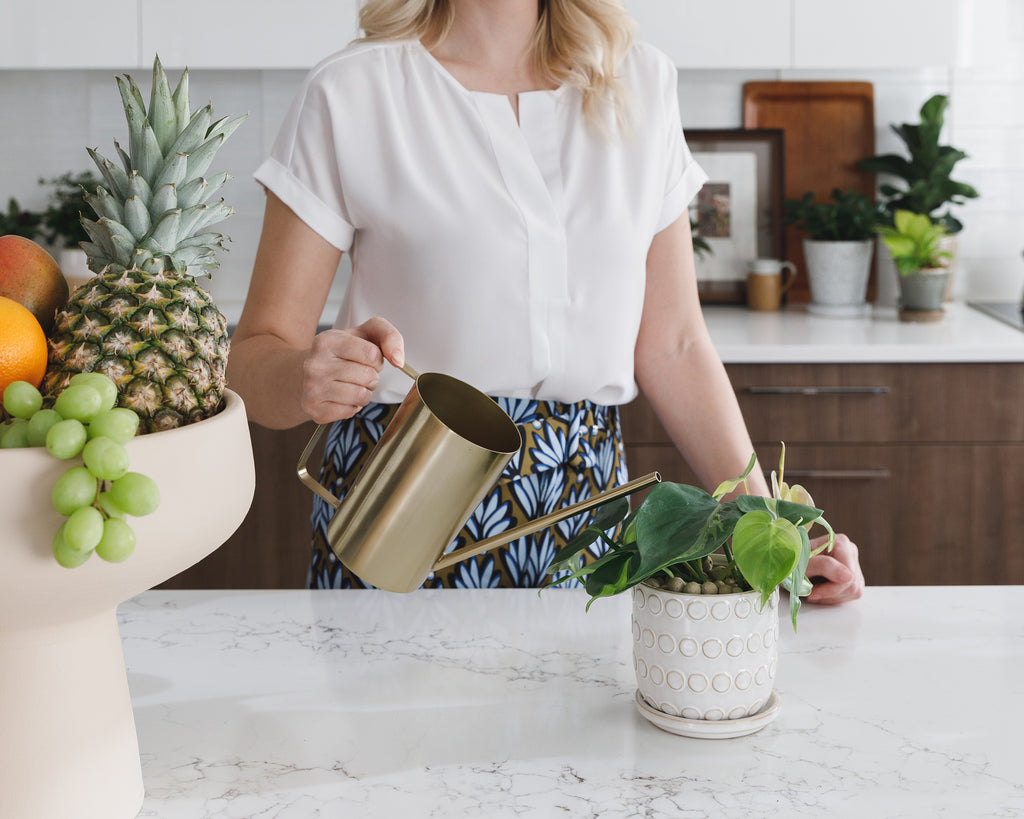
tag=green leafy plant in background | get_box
[857,94,979,234]
[38,172,101,249]
[0,198,42,239]
[544,446,835,631]
[690,217,712,259]
[877,209,952,276]
[783,188,880,241]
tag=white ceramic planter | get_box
[803,238,873,314]
[0,390,255,819]
[632,583,779,724]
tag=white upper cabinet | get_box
[0,0,966,70]
[625,0,791,69]
[0,0,138,68]
[141,0,362,69]
[793,0,962,68]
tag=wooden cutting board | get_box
[743,81,876,303]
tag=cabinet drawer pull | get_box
[776,469,890,480]
[745,386,890,395]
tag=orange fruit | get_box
[0,295,48,394]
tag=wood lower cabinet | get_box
[161,362,1023,590]
[621,362,1024,587]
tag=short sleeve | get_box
[655,64,708,233]
[253,71,356,252]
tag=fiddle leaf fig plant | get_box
[545,446,834,630]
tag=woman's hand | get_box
[300,317,405,424]
[805,533,865,605]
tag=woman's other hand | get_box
[301,317,405,423]
[805,533,865,605]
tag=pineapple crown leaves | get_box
[80,55,247,279]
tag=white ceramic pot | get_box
[632,583,779,722]
[803,238,873,311]
[0,391,255,819]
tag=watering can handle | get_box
[296,362,421,509]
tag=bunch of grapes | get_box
[1,374,160,568]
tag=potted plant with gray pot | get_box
[858,94,979,303]
[783,188,880,318]
[544,447,834,738]
[877,209,953,322]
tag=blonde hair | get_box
[359,0,635,129]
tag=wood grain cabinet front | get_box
[620,363,1024,587]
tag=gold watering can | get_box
[298,362,660,592]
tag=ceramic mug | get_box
[746,259,796,311]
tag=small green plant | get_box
[38,172,100,249]
[858,94,979,234]
[0,198,42,239]
[877,210,952,276]
[783,188,879,241]
[544,446,835,631]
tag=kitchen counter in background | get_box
[701,302,1024,363]
[123,587,1023,818]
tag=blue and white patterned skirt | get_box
[309,396,629,589]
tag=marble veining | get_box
[118,587,1024,817]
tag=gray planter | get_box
[803,238,873,309]
[899,268,950,313]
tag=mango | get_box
[0,235,70,334]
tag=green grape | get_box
[53,384,104,423]
[0,419,31,448]
[45,419,88,459]
[52,466,99,516]
[3,380,43,419]
[95,518,136,563]
[109,472,160,517]
[87,408,139,444]
[53,524,92,569]
[68,372,118,412]
[64,506,104,553]
[97,491,127,520]
[82,437,129,481]
[27,409,63,447]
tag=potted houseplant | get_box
[783,188,879,317]
[858,94,979,302]
[545,447,834,738]
[38,171,101,290]
[877,209,953,321]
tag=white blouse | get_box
[254,39,707,405]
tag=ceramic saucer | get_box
[634,690,781,739]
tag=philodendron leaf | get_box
[780,526,813,631]
[736,495,824,529]
[633,483,733,576]
[584,550,635,611]
[731,510,802,608]
[545,497,630,573]
[712,452,757,500]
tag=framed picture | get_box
[685,129,785,304]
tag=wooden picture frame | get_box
[685,128,786,304]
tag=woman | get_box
[228,0,864,601]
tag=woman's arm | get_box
[634,213,770,496]
[634,212,863,603]
[227,192,404,429]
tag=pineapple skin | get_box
[44,268,229,433]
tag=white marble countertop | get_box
[120,586,1024,818]
[703,302,1024,363]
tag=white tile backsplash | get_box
[1,14,1022,318]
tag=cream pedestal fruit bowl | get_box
[0,390,255,819]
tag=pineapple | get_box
[43,56,246,433]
